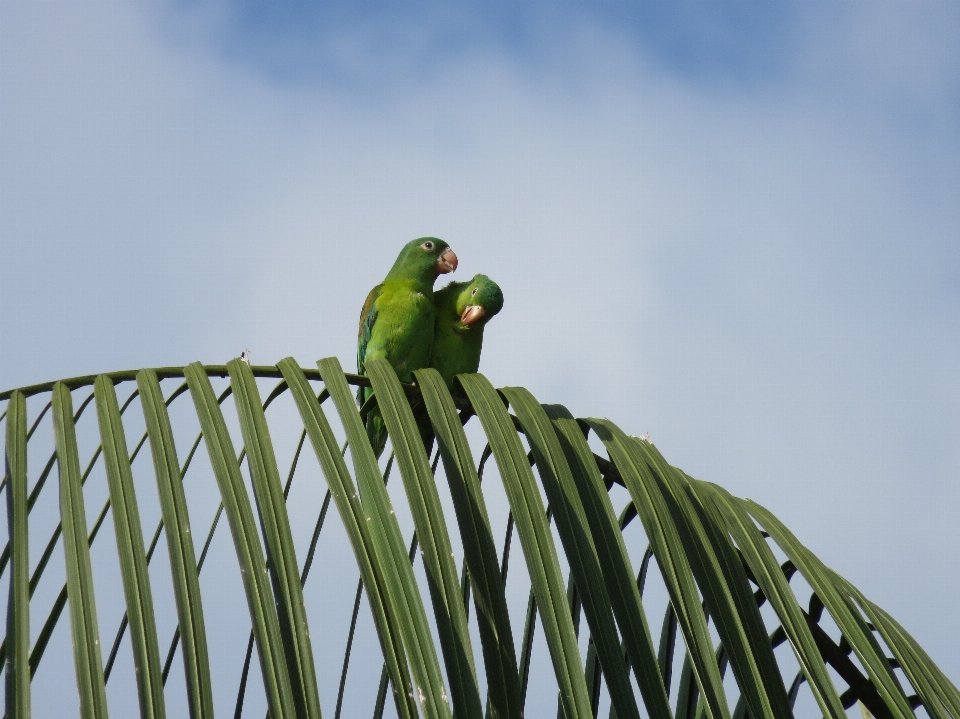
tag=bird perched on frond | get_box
[357,237,458,456]
[429,274,504,393]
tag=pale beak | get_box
[460,305,486,325]
[437,248,458,275]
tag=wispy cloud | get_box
[160,0,801,92]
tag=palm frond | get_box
[0,360,955,718]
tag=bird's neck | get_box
[453,322,484,344]
[388,274,434,294]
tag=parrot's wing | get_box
[357,283,382,374]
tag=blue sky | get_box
[2,1,960,716]
[165,1,800,89]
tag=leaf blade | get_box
[414,367,524,719]
[502,387,642,719]
[458,373,594,719]
[698,481,846,719]
[277,358,418,719]
[639,451,794,719]
[227,359,322,719]
[317,356,452,719]
[367,358,483,719]
[184,362,297,719]
[4,392,31,719]
[582,418,730,719]
[52,382,110,719]
[542,404,674,719]
[137,370,214,719]
[746,499,916,718]
[93,375,166,719]
[840,575,960,719]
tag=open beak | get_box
[436,248,458,275]
[460,305,486,325]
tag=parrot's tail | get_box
[359,385,434,460]
[365,408,389,459]
[414,403,435,459]
[358,384,388,458]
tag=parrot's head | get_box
[387,237,458,282]
[455,274,504,328]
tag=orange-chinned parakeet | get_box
[357,237,458,456]
[429,274,503,393]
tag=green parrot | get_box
[357,237,458,456]
[429,274,504,393]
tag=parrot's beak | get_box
[437,248,458,275]
[460,305,486,326]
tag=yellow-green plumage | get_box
[357,237,457,456]
[429,274,504,393]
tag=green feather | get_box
[429,274,504,393]
[357,237,455,456]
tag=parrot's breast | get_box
[367,282,435,382]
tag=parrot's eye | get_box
[471,288,478,296]
[421,241,435,251]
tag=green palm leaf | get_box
[278,358,418,719]
[52,382,110,719]
[414,367,523,719]
[227,359,322,719]
[366,358,482,719]
[4,392,30,719]
[503,387,641,719]
[319,357,452,719]
[698,481,846,719]
[584,418,732,719]
[459,374,594,719]
[93,375,165,719]
[137,369,214,719]
[543,405,673,719]
[184,363,298,719]
[746,500,917,718]
[0,360,955,719]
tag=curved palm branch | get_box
[0,359,956,719]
